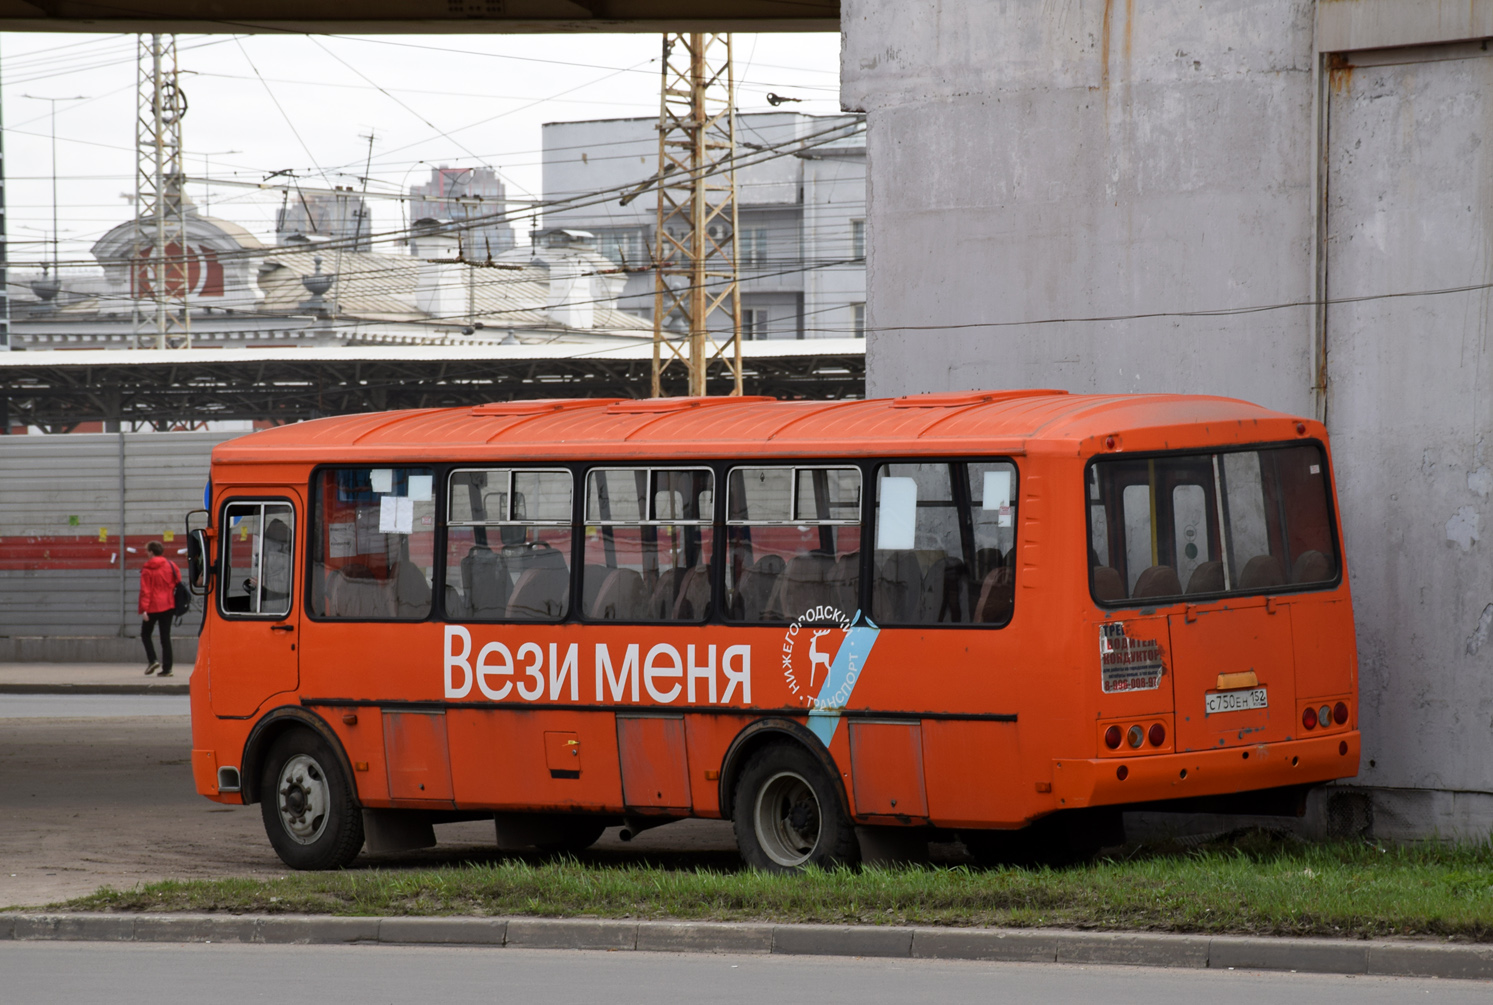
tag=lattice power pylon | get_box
[651,33,742,397]
[133,34,191,350]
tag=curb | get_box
[0,684,190,696]
[3,914,1491,980]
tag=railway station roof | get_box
[0,340,866,430]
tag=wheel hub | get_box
[275,754,330,845]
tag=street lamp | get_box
[21,94,88,277]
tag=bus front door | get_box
[209,497,302,717]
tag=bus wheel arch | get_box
[240,706,356,807]
[719,719,859,871]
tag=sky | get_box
[0,30,843,275]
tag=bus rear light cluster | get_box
[1105,722,1166,751]
[1303,701,1351,731]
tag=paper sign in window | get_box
[379,496,415,535]
[876,477,918,550]
[328,521,357,558]
[370,469,394,494]
[408,474,434,502]
[982,470,1012,510]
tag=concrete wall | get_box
[843,0,1493,836]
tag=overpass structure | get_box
[0,0,836,33]
[0,341,865,429]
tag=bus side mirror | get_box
[187,528,211,595]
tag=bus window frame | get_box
[302,464,441,625]
[580,465,717,625]
[217,496,297,621]
[1085,438,1344,609]
[868,457,1021,631]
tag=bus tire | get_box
[259,729,364,871]
[733,743,858,872]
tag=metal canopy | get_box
[0,342,864,429]
[0,0,838,33]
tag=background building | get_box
[408,165,515,260]
[541,111,866,340]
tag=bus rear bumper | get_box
[1052,731,1360,810]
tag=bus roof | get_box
[213,390,1316,465]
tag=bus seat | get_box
[975,567,1014,623]
[462,546,509,620]
[1091,566,1125,602]
[1186,561,1225,594]
[780,552,835,619]
[974,547,1003,581]
[919,556,972,622]
[1291,549,1332,584]
[507,566,569,620]
[828,552,860,614]
[1131,565,1182,600]
[873,550,922,623]
[648,568,683,619]
[591,568,646,621]
[392,560,432,619]
[581,564,610,618]
[1238,554,1285,589]
[736,554,784,621]
[444,583,469,621]
[327,564,393,619]
[672,564,712,620]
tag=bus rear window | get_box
[1088,444,1338,605]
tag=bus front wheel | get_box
[259,729,365,870]
[733,743,858,872]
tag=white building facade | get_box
[541,111,866,340]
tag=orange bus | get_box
[186,390,1360,871]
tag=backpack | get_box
[173,576,191,618]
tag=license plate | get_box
[1205,688,1268,715]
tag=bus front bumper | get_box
[1051,730,1360,809]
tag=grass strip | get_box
[46,835,1493,941]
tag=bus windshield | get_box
[1088,443,1339,604]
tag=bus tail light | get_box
[1334,701,1349,725]
[1319,706,1332,730]
[1104,725,1122,749]
[1302,706,1318,730]
[1148,723,1165,747]
[1126,725,1144,748]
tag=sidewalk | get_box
[3,914,1492,980]
[0,662,189,695]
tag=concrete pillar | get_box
[842,0,1316,416]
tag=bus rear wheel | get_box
[259,729,364,870]
[733,743,858,872]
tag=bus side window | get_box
[220,502,295,618]
[445,468,573,622]
[724,466,861,624]
[583,467,713,623]
[873,461,1014,626]
[310,467,435,621]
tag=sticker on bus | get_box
[1099,621,1166,693]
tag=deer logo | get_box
[808,629,833,687]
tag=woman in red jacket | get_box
[139,540,181,677]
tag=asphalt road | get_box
[3,943,1486,1004]
[0,694,191,718]
[0,696,740,909]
